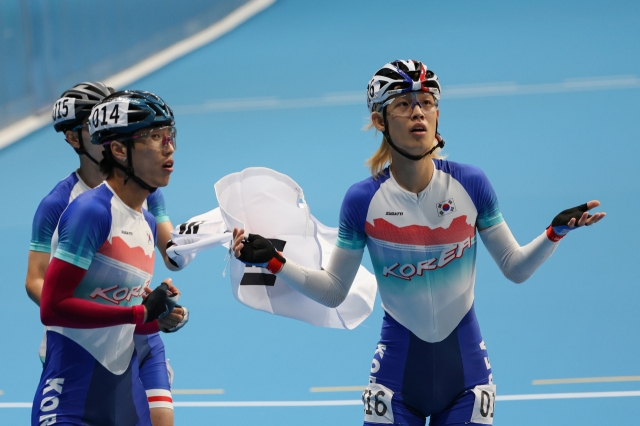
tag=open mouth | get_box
[163,160,174,170]
[411,124,427,134]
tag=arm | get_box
[479,201,606,283]
[233,230,363,308]
[146,189,186,271]
[25,251,50,306]
[278,246,363,308]
[27,189,68,306]
[157,220,182,271]
[135,321,160,335]
[479,221,558,284]
[40,257,145,328]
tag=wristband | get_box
[266,252,285,274]
[546,226,565,242]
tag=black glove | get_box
[238,234,286,273]
[142,283,178,323]
[546,203,592,241]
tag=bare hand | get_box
[158,306,185,330]
[232,227,245,258]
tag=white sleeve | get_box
[276,245,364,308]
[479,220,558,284]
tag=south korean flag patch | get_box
[436,198,456,216]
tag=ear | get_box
[371,112,385,132]
[65,130,80,149]
[109,140,128,162]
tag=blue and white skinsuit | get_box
[30,173,174,422]
[276,160,560,426]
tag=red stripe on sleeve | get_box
[148,396,173,403]
[40,257,137,328]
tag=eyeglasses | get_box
[131,126,177,152]
[383,92,438,118]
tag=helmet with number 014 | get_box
[89,90,174,145]
[52,82,114,132]
[366,59,441,113]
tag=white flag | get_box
[170,167,377,329]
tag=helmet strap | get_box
[73,131,101,166]
[111,143,158,193]
[382,109,445,162]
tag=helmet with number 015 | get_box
[366,59,441,113]
[52,82,114,132]
[89,90,174,145]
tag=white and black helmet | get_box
[367,59,441,113]
[52,82,114,132]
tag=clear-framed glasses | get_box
[131,126,177,152]
[383,92,438,118]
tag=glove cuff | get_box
[546,226,565,242]
[266,251,286,274]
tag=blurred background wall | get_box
[0,0,249,131]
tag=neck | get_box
[106,171,149,212]
[389,153,434,195]
[76,158,105,189]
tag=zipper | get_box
[414,191,436,334]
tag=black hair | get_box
[99,140,135,178]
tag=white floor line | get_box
[0,0,275,151]
[496,390,640,401]
[3,390,639,409]
[171,75,640,115]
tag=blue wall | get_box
[0,0,249,130]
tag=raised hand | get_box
[547,200,606,241]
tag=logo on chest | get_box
[382,237,472,280]
[89,283,146,305]
[436,198,456,216]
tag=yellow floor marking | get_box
[533,376,640,385]
[310,386,367,393]
[172,389,225,395]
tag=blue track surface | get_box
[2,1,640,424]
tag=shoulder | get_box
[64,185,113,219]
[343,170,389,207]
[142,208,156,229]
[434,159,488,183]
[36,173,80,212]
[146,188,163,205]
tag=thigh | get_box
[33,331,151,426]
[362,382,426,426]
[361,314,424,426]
[429,384,496,426]
[136,333,173,410]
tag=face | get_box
[374,92,439,156]
[128,126,176,188]
[80,121,106,162]
[66,120,106,163]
